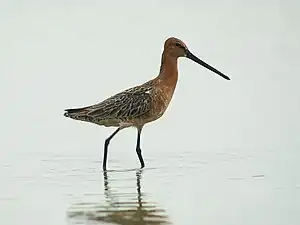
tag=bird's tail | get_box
[64,106,91,120]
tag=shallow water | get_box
[67,169,170,225]
[1,144,299,225]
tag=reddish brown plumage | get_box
[64,37,186,128]
[64,37,229,169]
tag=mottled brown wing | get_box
[87,88,152,120]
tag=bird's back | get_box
[64,80,158,127]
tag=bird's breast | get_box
[150,84,176,118]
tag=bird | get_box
[64,37,230,170]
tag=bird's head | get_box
[163,37,230,80]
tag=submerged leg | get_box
[103,127,121,170]
[136,127,145,168]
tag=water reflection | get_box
[67,169,171,225]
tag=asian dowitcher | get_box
[64,37,230,170]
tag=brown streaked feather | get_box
[64,81,155,126]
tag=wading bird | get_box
[64,37,230,170]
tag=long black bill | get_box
[186,50,230,80]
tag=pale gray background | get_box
[0,1,299,225]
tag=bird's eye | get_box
[175,43,185,49]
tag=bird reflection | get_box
[67,169,171,225]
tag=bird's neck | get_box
[157,52,178,88]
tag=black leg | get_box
[103,127,121,170]
[136,127,145,168]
